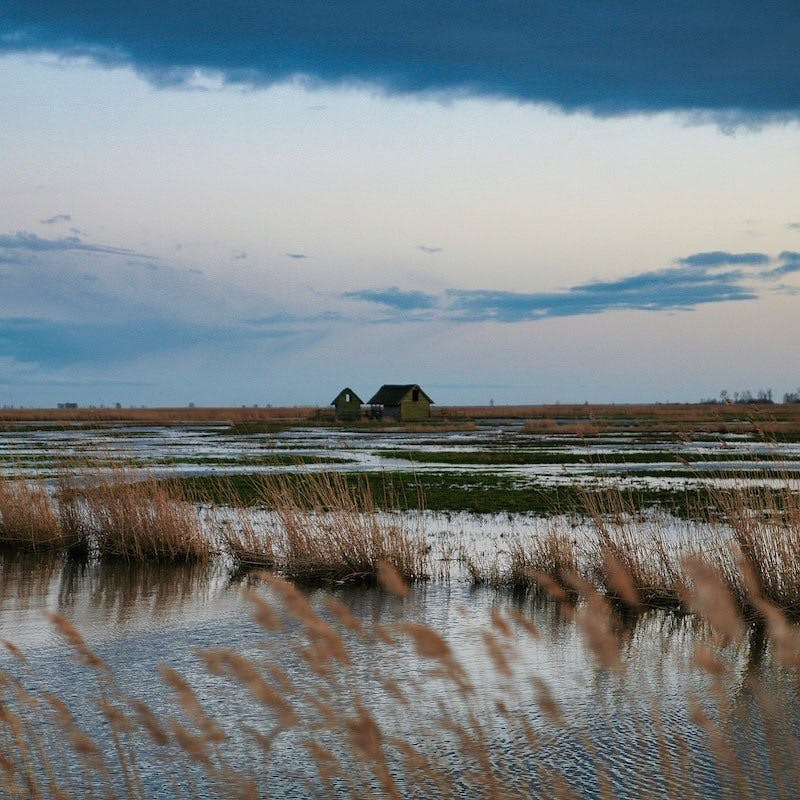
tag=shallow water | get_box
[3,423,800,491]
[1,553,798,798]
[2,421,800,795]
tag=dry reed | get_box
[2,563,800,799]
[72,474,211,563]
[0,480,64,551]
[251,473,429,586]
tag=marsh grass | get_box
[218,506,277,573]
[474,479,800,621]
[0,470,429,585]
[250,473,430,586]
[3,461,800,609]
[0,479,64,551]
[63,474,212,563]
[712,482,800,616]
[3,564,800,798]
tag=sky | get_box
[1,2,799,407]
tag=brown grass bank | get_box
[0,405,320,427]
[5,401,800,439]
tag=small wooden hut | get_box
[330,387,363,421]
[367,384,433,421]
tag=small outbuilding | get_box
[367,384,433,421]
[331,387,363,421]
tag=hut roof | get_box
[367,384,433,405]
[330,387,363,405]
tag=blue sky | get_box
[1,3,799,406]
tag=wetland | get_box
[2,403,800,798]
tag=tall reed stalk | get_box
[253,472,429,585]
[0,479,63,551]
[2,563,800,799]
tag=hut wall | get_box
[400,398,431,420]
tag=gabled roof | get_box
[367,384,433,405]
[330,387,363,405]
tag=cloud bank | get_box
[344,251,800,323]
[2,2,799,117]
[0,230,324,368]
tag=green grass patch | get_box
[375,448,799,466]
[222,421,295,435]
[171,470,712,517]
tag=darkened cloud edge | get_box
[2,2,800,118]
[0,231,151,258]
[343,286,438,311]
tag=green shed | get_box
[367,384,433,421]
[331,387,363,421]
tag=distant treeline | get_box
[700,388,800,404]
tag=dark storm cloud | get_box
[343,286,438,311]
[343,250,799,323]
[2,2,799,117]
[0,231,150,258]
[40,214,72,225]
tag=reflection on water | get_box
[0,552,234,647]
[1,554,799,798]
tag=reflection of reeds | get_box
[2,563,800,798]
[0,550,63,609]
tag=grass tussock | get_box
[218,505,276,572]
[64,475,211,563]
[713,482,800,616]
[0,480,65,551]
[3,565,800,798]
[477,482,800,620]
[251,473,429,586]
